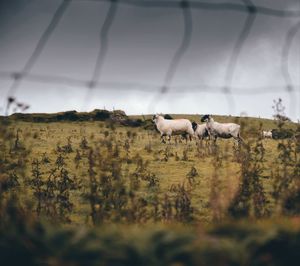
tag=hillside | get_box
[1,110,300,265]
[1,110,299,223]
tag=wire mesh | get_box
[0,0,299,117]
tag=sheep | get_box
[192,121,209,140]
[200,114,243,143]
[152,114,194,143]
[262,130,272,139]
[164,114,191,142]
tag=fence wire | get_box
[222,0,257,113]
[148,0,193,112]
[281,19,300,117]
[83,0,119,109]
[1,0,300,116]
[6,0,71,98]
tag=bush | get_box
[283,190,300,215]
[271,128,294,139]
[56,111,79,121]
[121,119,144,127]
[164,114,173,120]
[143,119,156,130]
[92,109,111,121]
[1,207,300,266]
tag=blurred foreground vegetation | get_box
[1,197,300,266]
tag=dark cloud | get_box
[0,0,299,119]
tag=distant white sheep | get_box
[201,114,243,143]
[192,122,209,140]
[152,114,194,143]
[262,130,272,139]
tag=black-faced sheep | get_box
[201,114,243,143]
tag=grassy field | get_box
[1,111,300,265]
[2,112,299,223]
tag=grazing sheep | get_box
[165,115,190,142]
[192,122,209,140]
[262,130,272,139]
[152,114,194,143]
[200,114,243,143]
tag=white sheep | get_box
[200,114,243,143]
[152,114,194,143]
[192,121,209,140]
[262,130,272,139]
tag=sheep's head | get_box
[152,114,160,123]
[201,114,210,122]
[192,121,198,131]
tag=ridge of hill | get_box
[1,110,297,133]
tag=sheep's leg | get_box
[167,134,171,144]
[206,130,212,141]
[180,133,187,144]
[213,136,217,143]
[238,137,245,147]
[185,134,188,144]
[187,128,194,143]
[232,135,242,148]
[234,133,244,146]
[197,138,202,148]
[232,136,238,147]
[161,134,166,143]
[186,133,192,144]
[238,133,245,144]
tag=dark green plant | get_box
[74,149,82,169]
[173,184,194,223]
[55,154,65,169]
[182,146,189,161]
[80,136,89,149]
[41,152,51,164]
[186,166,199,186]
[228,138,269,219]
[61,136,73,153]
[29,159,44,216]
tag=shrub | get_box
[93,109,111,121]
[164,114,173,120]
[271,128,294,139]
[56,111,79,121]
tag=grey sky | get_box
[0,0,299,120]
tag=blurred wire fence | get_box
[0,0,300,115]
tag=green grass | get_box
[1,111,300,265]
[3,112,298,224]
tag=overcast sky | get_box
[0,0,299,120]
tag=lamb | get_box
[192,122,209,140]
[262,130,272,139]
[200,114,242,143]
[152,114,194,143]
